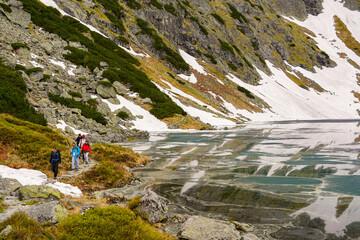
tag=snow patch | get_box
[55,120,88,135]
[179,49,207,75]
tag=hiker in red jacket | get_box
[81,140,91,165]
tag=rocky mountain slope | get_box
[0,0,359,142]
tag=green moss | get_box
[126,196,142,209]
[11,42,29,50]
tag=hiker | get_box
[75,133,82,147]
[81,140,91,165]
[79,134,86,161]
[71,142,80,171]
[49,147,61,180]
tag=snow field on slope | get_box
[0,165,82,198]
[227,0,360,121]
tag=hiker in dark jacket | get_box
[75,134,82,147]
[49,147,61,180]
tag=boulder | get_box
[137,189,169,224]
[113,81,127,94]
[26,201,68,223]
[15,47,31,60]
[142,97,152,104]
[96,85,117,99]
[29,70,44,82]
[345,222,360,238]
[179,216,241,240]
[65,126,75,136]
[16,185,60,201]
[108,97,120,105]
[270,227,326,240]
[0,177,22,192]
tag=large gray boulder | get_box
[16,185,60,201]
[96,85,117,99]
[137,189,169,224]
[26,201,68,223]
[113,81,127,94]
[0,177,22,198]
[179,216,241,240]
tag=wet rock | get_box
[26,201,68,223]
[270,227,326,240]
[137,189,169,224]
[16,185,61,201]
[179,215,241,240]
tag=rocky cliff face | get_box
[0,0,359,141]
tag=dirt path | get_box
[57,158,97,181]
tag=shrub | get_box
[289,43,296,47]
[189,16,208,35]
[321,51,330,59]
[15,64,26,71]
[57,207,175,240]
[48,93,107,125]
[98,80,113,87]
[251,41,259,51]
[124,0,142,9]
[255,53,266,65]
[0,3,12,13]
[86,98,99,107]
[204,53,217,64]
[255,16,261,22]
[0,63,46,126]
[211,13,225,25]
[219,39,234,54]
[68,91,83,98]
[227,62,237,71]
[94,0,123,17]
[164,3,176,16]
[242,56,254,69]
[24,67,42,75]
[11,42,29,50]
[105,12,125,33]
[117,111,129,119]
[237,85,255,99]
[126,196,142,209]
[150,0,163,9]
[228,3,248,23]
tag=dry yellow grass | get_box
[334,15,360,57]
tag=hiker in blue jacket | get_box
[71,142,80,171]
[49,147,61,180]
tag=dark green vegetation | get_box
[117,111,129,120]
[190,16,208,35]
[219,39,235,54]
[211,13,225,25]
[11,42,30,50]
[0,208,175,240]
[86,98,99,107]
[136,18,189,71]
[0,114,71,174]
[48,93,107,125]
[228,3,248,23]
[237,85,255,99]
[227,62,237,71]
[0,62,46,125]
[0,3,12,13]
[124,0,142,10]
[204,53,217,64]
[68,91,83,98]
[104,12,125,33]
[150,0,163,9]
[21,0,185,120]
[98,80,113,87]
[164,3,177,16]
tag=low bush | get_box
[0,63,46,125]
[219,39,235,54]
[86,98,99,107]
[164,3,177,16]
[57,207,176,240]
[321,51,330,59]
[228,3,248,23]
[117,111,129,119]
[95,0,123,17]
[98,80,113,87]
[0,3,12,13]
[150,0,163,9]
[237,85,255,99]
[24,67,42,75]
[68,91,83,98]
[105,12,125,33]
[48,93,107,125]
[11,42,29,50]
[189,16,208,35]
[124,0,142,9]
[251,41,259,51]
[227,62,237,71]
[211,13,225,25]
[204,53,217,64]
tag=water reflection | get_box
[123,120,360,235]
